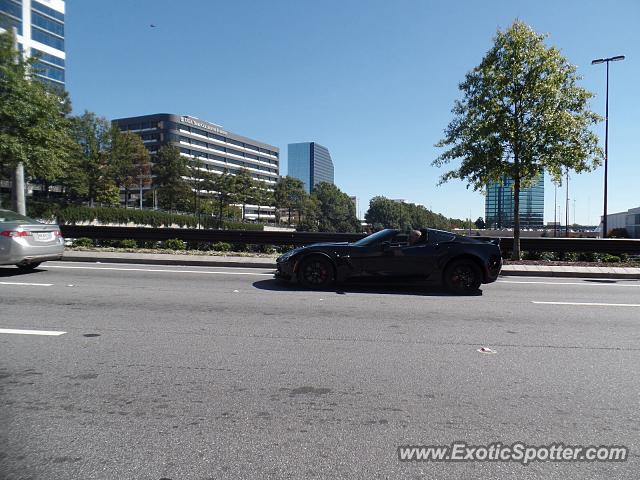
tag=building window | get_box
[0,12,22,35]
[32,1,65,22]
[31,11,64,37]
[32,60,64,82]
[31,48,65,67]
[32,27,64,50]
[1,0,21,18]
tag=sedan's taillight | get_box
[0,230,32,237]
[53,230,62,237]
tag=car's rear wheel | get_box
[443,259,482,294]
[16,262,41,271]
[298,256,334,289]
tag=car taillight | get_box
[0,230,32,237]
[54,230,62,237]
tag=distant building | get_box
[288,142,334,193]
[485,174,544,229]
[0,0,66,89]
[349,195,357,218]
[113,113,279,221]
[601,207,640,238]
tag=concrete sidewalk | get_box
[60,250,640,279]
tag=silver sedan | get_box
[0,209,65,270]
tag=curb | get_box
[499,270,640,280]
[60,255,276,269]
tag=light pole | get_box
[592,55,625,238]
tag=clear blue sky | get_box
[66,0,639,224]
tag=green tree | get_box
[233,168,256,221]
[274,176,307,225]
[249,183,274,224]
[65,111,112,205]
[365,196,404,230]
[0,30,74,204]
[153,145,190,212]
[211,170,237,228]
[310,182,360,232]
[433,21,602,259]
[474,217,486,229]
[108,127,150,208]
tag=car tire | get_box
[443,259,482,294]
[298,256,335,289]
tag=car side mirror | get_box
[381,241,391,252]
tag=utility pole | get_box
[565,170,570,237]
[553,185,557,237]
[10,27,26,215]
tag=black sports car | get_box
[275,228,502,294]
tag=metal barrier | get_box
[59,225,640,254]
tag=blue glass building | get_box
[485,174,544,229]
[0,0,66,88]
[288,142,335,193]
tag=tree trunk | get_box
[512,176,521,260]
[288,207,292,225]
[218,196,224,229]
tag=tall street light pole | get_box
[592,55,625,238]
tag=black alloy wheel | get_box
[444,259,482,294]
[298,257,334,288]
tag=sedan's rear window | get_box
[0,210,39,224]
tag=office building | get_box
[113,113,280,220]
[0,0,66,88]
[601,207,640,238]
[288,142,334,193]
[485,174,544,229]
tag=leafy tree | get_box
[233,168,256,221]
[211,170,237,228]
[65,111,112,205]
[0,30,74,203]
[153,145,190,212]
[433,21,602,259]
[309,182,360,232]
[249,183,275,223]
[474,217,486,229]
[365,196,458,231]
[274,176,307,225]
[108,127,150,208]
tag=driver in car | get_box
[407,230,422,246]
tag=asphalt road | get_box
[1,261,640,480]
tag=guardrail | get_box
[59,225,640,254]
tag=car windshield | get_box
[0,210,39,224]
[352,229,397,247]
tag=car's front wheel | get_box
[16,262,41,271]
[443,259,482,294]
[298,256,334,289]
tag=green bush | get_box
[211,242,232,252]
[164,239,186,250]
[117,239,138,249]
[578,252,598,262]
[602,254,621,263]
[72,237,94,248]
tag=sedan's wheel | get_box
[444,259,482,294]
[16,262,41,271]
[298,257,334,289]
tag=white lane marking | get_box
[49,261,273,271]
[0,328,66,336]
[532,301,640,307]
[0,281,53,286]
[499,280,640,288]
[45,265,273,276]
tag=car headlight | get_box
[278,250,296,262]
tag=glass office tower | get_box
[485,174,544,229]
[287,142,335,193]
[0,0,66,88]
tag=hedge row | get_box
[27,203,264,231]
